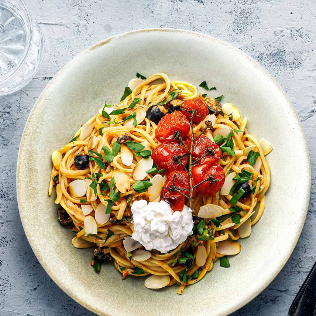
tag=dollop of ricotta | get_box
[131,200,193,253]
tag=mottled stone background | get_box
[0,0,315,315]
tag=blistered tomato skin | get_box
[152,142,188,173]
[155,111,190,142]
[185,135,222,166]
[181,97,209,124]
[192,164,225,197]
[162,170,195,212]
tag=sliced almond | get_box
[84,216,97,235]
[145,275,170,289]
[121,144,133,166]
[222,103,241,120]
[52,150,62,170]
[88,135,98,150]
[81,205,93,215]
[198,204,224,218]
[79,123,94,140]
[216,241,241,256]
[124,108,146,127]
[85,179,97,202]
[133,157,153,180]
[123,236,141,253]
[260,138,273,155]
[141,141,151,151]
[196,245,207,267]
[113,170,130,193]
[238,219,251,238]
[95,203,110,225]
[221,172,236,196]
[213,125,231,138]
[148,174,164,201]
[72,236,94,248]
[204,114,216,126]
[128,78,143,90]
[68,179,87,197]
[132,250,151,262]
[253,157,262,173]
[97,136,105,153]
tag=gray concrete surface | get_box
[0,0,315,315]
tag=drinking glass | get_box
[0,0,42,95]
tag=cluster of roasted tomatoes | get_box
[151,97,225,211]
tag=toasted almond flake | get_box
[260,138,273,155]
[198,204,224,218]
[68,179,87,197]
[196,245,207,267]
[222,103,241,120]
[132,250,151,261]
[243,145,257,156]
[148,174,164,201]
[52,150,62,170]
[121,144,133,166]
[85,179,97,201]
[113,170,130,193]
[97,137,105,153]
[253,157,262,173]
[81,205,93,215]
[204,114,216,126]
[141,140,151,151]
[123,236,141,253]
[133,157,153,180]
[238,219,251,238]
[128,78,143,90]
[124,108,146,127]
[213,125,231,138]
[95,203,110,225]
[88,135,98,150]
[216,241,241,255]
[221,172,236,196]
[84,216,97,235]
[79,123,94,141]
[145,275,170,289]
[72,236,94,248]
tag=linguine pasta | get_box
[49,73,271,294]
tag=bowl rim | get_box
[17,28,311,316]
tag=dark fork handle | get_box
[289,261,316,316]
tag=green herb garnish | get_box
[120,87,132,101]
[136,72,146,79]
[80,199,87,203]
[109,108,126,115]
[247,150,260,166]
[93,260,101,273]
[125,141,145,152]
[146,164,165,174]
[197,219,206,235]
[105,229,114,242]
[199,81,216,91]
[132,180,153,193]
[103,142,121,162]
[211,218,221,227]
[53,175,59,184]
[230,188,245,206]
[220,256,230,268]
[128,98,141,109]
[191,269,201,279]
[110,178,120,202]
[215,95,223,101]
[69,135,79,143]
[232,214,241,224]
[179,269,189,283]
[132,267,145,275]
[105,199,113,214]
[252,178,259,194]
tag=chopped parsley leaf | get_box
[197,219,206,235]
[126,141,145,152]
[232,214,241,224]
[192,269,200,279]
[247,150,260,166]
[120,87,132,101]
[132,180,153,193]
[132,267,145,275]
[80,199,87,203]
[220,256,230,268]
[179,269,189,284]
[215,95,223,102]
[128,98,141,109]
[136,72,146,79]
[110,178,120,202]
[93,260,101,273]
[103,142,121,162]
[105,229,114,242]
[69,135,79,143]
[146,164,165,174]
[230,188,245,206]
[199,81,216,91]
[211,218,221,227]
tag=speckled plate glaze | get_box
[17,29,311,316]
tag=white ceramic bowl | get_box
[17,29,311,316]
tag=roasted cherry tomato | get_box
[152,142,188,173]
[155,111,190,142]
[162,170,195,212]
[180,97,209,124]
[192,164,225,197]
[185,135,221,166]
